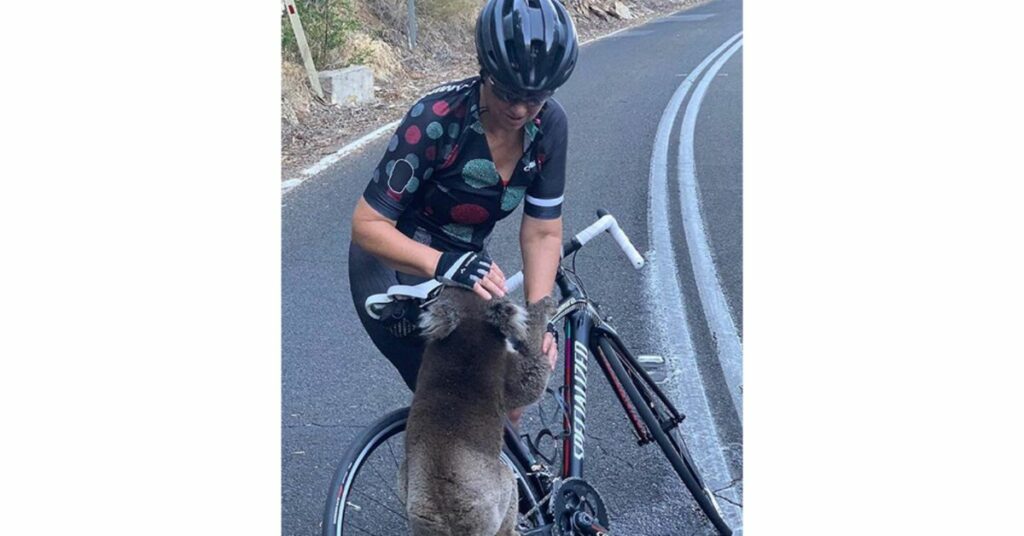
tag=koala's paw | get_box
[485,297,528,342]
[527,296,557,321]
[517,296,556,356]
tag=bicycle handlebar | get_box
[506,209,644,293]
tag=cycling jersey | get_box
[362,76,567,253]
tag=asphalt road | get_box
[283,0,743,534]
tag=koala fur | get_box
[399,288,556,536]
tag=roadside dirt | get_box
[281,0,707,181]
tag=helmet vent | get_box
[476,0,579,92]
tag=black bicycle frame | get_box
[561,303,593,478]
[507,256,693,486]
[553,269,686,479]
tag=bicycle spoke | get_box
[349,488,408,522]
[385,437,400,471]
[342,521,386,536]
[364,455,407,507]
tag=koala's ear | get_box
[485,298,528,342]
[419,296,460,341]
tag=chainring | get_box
[549,477,610,536]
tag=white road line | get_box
[664,13,717,21]
[646,30,743,530]
[612,30,657,38]
[678,38,744,420]
[308,119,401,174]
[284,119,403,196]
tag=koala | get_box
[398,288,556,536]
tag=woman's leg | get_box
[348,241,426,391]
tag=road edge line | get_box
[646,30,744,531]
[283,119,402,196]
[678,38,745,421]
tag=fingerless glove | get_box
[434,251,492,289]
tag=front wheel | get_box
[322,407,545,536]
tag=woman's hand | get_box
[472,261,507,300]
[435,251,507,299]
[541,331,558,371]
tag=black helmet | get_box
[475,0,579,93]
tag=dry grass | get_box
[329,31,404,82]
[281,60,312,128]
[417,0,483,24]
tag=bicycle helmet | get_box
[475,0,580,93]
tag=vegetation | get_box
[417,0,482,22]
[281,0,361,67]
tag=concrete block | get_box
[612,2,634,19]
[319,66,375,106]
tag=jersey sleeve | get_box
[362,101,444,221]
[525,99,568,220]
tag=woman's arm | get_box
[520,214,563,304]
[353,197,508,299]
[351,197,440,277]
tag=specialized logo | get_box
[572,341,588,461]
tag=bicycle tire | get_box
[322,406,545,536]
[595,336,733,535]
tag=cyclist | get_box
[348,0,579,426]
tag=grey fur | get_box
[418,297,461,341]
[484,297,528,343]
[401,290,556,536]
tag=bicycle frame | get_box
[507,267,725,536]
[561,295,592,478]
[500,211,731,534]
[510,266,685,483]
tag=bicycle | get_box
[323,210,735,536]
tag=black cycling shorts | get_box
[348,241,430,391]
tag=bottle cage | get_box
[364,279,446,320]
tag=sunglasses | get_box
[487,77,553,107]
